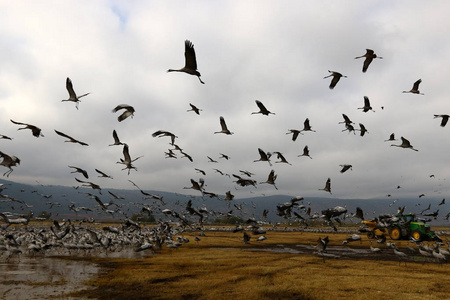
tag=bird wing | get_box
[362,57,373,72]
[95,169,108,177]
[10,119,27,126]
[329,74,340,89]
[66,77,76,98]
[364,96,370,107]
[54,130,73,140]
[112,130,121,144]
[112,104,132,113]
[255,100,266,111]
[413,79,422,90]
[219,116,228,131]
[184,40,198,70]
[122,144,132,162]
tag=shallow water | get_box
[0,256,99,299]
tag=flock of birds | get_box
[0,40,449,261]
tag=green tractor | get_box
[360,213,441,242]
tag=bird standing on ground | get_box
[391,137,418,151]
[168,40,204,84]
[113,104,135,122]
[214,116,233,135]
[403,79,424,95]
[251,100,275,116]
[354,49,382,73]
[61,77,90,109]
[10,120,44,137]
[324,70,347,89]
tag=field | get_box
[64,228,450,300]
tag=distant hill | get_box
[0,179,448,225]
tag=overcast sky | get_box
[0,1,449,201]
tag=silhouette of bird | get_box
[319,178,331,194]
[354,207,364,220]
[207,156,218,163]
[254,148,272,166]
[117,144,143,174]
[0,134,12,140]
[0,151,20,177]
[298,145,312,159]
[384,133,396,142]
[358,123,369,136]
[251,100,275,116]
[324,70,347,89]
[10,120,44,137]
[187,103,202,115]
[434,114,449,127]
[273,151,292,165]
[403,79,424,95]
[112,104,135,122]
[61,77,90,109]
[214,116,233,135]
[95,169,113,179]
[391,137,418,151]
[354,49,382,73]
[339,114,354,125]
[300,118,316,133]
[183,178,205,192]
[168,40,204,84]
[109,130,123,146]
[339,164,352,173]
[260,169,278,189]
[286,129,302,141]
[68,166,89,179]
[195,168,206,175]
[152,130,178,145]
[75,178,102,194]
[342,123,356,134]
[438,198,445,206]
[54,130,88,146]
[358,96,375,112]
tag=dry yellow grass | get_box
[68,230,449,300]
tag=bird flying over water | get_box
[168,40,204,84]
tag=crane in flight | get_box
[112,104,135,122]
[168,40,204,84]
[354,49,382,73]
[214,116,233,135]
[61,77,90,109]
[10,119,44,137]
[391,137,418,151]
[324,70,347,89]
[251,100,275,116]
[54,130,88,146]
[403,79,424,95]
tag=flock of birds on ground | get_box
[0,40,449,262]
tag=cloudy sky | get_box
[0,1,449,201]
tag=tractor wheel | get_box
[411,230,423,242]
[389,226,402,240]
[367,231,375,239]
